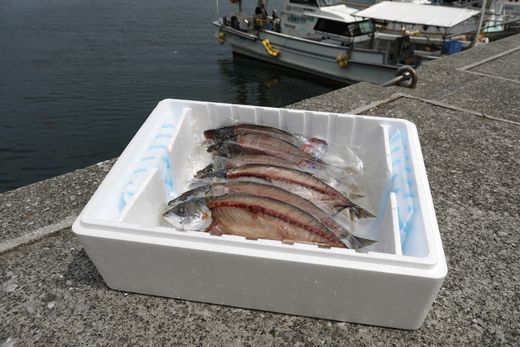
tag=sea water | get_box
[0,0,339,192]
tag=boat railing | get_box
[221,13,281,34]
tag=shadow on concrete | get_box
[63,249,106,289]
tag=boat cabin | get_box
[280,0,374,42]
[222,0,374,44]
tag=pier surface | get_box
[1,35,519,345]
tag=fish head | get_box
[203,127,234,142]
[193,167,227,180]
[203,129,220,141]
[163,198,212,231]
[167,185,211,207]
[302,138,328,160]
[207,143,222,154]
[195,164,215,179]
[207,140,239,158]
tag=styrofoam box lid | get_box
[74,99,447,279]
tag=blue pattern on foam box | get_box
[389,129,415,248]
[118,121,178,213]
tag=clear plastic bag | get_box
[195,154,366,207]
[164,180,374,249]
[204,123,328,161]
[163,122,377,250]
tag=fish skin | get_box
[204,123,313,149]
[217,154,301,170]
[195,155,301,179]
[167,181,369,249]
[206,193,346,248]
[207,134,318,166]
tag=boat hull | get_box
[217,25,398,85]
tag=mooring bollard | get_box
[382,66,418,89]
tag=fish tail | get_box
[334,204,375,220]
[354,236,377,249]
[350,205,375,219]
[335,225,377,249]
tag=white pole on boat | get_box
[216,0,219,17]
[470,0,488,48]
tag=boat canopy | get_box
[353,2,480,28]
[304,5,362,23]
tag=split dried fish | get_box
[197,164,373,219]
[164,192,346,248]
[207,134,319,167]
[167,181,373,249]
[204,123,327,159]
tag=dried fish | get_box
[204,123,327,158]
[167,181,373,249]
[195,154,360,196]
[164,192,346,248]
[195,155,301,179]
[206,134,319,166]
[164,123,376,249]
[199,164,373,219]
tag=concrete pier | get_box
[1,34,519,345]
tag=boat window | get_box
[314,18,350,36]
[318,0,344,6]
[347,21,372,36]
[357,21,373,35]
[289,0,318,6]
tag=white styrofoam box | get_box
[72,99,447,330]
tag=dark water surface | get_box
[0,0,339,192]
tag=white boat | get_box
[354,2,481,57]
[482,0,520,41]
[213,0,480,84]
[448,0,520,41]
[452,0,520,17]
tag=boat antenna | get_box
[470,0,488,48]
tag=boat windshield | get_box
[318,0,344,6]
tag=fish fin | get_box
[339,232,377,250]
[207,220,224,235]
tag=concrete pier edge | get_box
[1,34,519,345]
